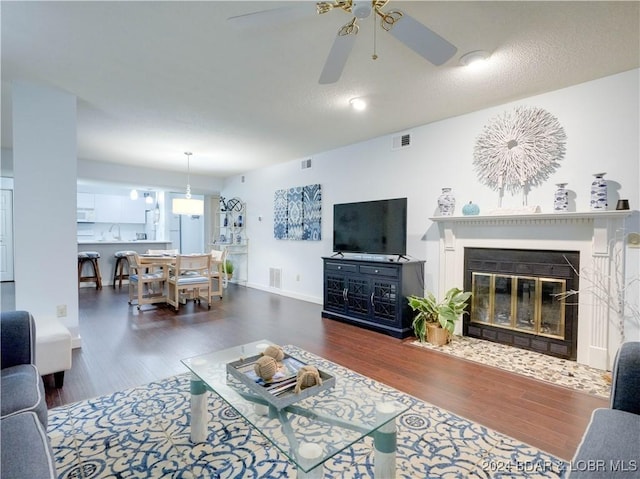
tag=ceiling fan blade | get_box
[319,31,357,84]
[228,4,317,30]
[386,11,457,66]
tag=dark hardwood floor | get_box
[38,283,604,461]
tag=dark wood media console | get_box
[321,257,425,338]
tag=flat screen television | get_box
[333,198,407,255]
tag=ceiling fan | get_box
[228,1,457,84]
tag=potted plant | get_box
[407,287,472,346]
[224,259,234,280]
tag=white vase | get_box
[438,188,456,216]
[590,173,607,210]
[553,183,568,212]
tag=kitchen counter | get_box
[77,240,173,287]
[77,240,171,245]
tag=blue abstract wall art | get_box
[273,189,288,240]
[287,187,304,240]
[274,184,321,241]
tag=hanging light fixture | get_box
[172,152,204,215]
[154,199,161,225]
[129,189,139,200]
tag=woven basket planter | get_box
[427,324,450,346]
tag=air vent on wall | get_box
[301,158,312,169]
[392,133,411,150]
[269,268,282,289]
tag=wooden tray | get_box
[226,353,335,410]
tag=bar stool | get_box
[78,251,102,290]
[113,250,136,289]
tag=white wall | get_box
[221,69,640,339]
[12,82,80,342]
[78,158,224,195]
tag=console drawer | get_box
[359,265,398,277]
[325,262,358,273]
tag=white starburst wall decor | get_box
[473,106,567,207]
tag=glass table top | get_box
[181,340,409,472]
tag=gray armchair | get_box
[1,310,57,478]
[569,341,640,478]
[1,310,48,426]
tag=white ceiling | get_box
[2,1,639,178]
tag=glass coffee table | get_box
[182,340,409,478]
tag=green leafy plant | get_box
[224,259,234,275]
[407,287,472,342]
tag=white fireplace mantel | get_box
[431,210,636,370]
[430,210,632,225]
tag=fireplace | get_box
[463,248,579,359]
[431,211,632,370]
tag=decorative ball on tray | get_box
[262,345,285,362]
[294,365,322,394]
[254,356,279,381]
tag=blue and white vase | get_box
[590,173,607,210]
[438,188,456,216]
[553,183,569,212]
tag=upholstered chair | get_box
[0,310,48,427]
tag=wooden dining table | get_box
[137,253,177,267]
[135,253,224,308]
[137,253,223,270]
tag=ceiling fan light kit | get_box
[352,2,372,19]
[233,1,457,85]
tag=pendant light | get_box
[172,152,204,215]
[154,200,161,225]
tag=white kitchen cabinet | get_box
[94,194,146,224]
[121,198,147,223]
[94,194,120,223]
[77,193,95,209]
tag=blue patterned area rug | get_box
[48,346,567,478]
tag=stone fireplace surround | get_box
[432,211,633,370]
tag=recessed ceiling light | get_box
[459,50,490,69]
[350,97,367,111]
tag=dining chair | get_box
[209,249,226,298]
[126,253,169,310]
[166,254,212,312]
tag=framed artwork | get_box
[274,184,321,241]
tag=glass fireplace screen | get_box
[471,273,566,339]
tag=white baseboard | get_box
[244,282,322,305]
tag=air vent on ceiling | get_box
[392,133,412,150]
[269,268,282,289]
[301,158,312,169]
